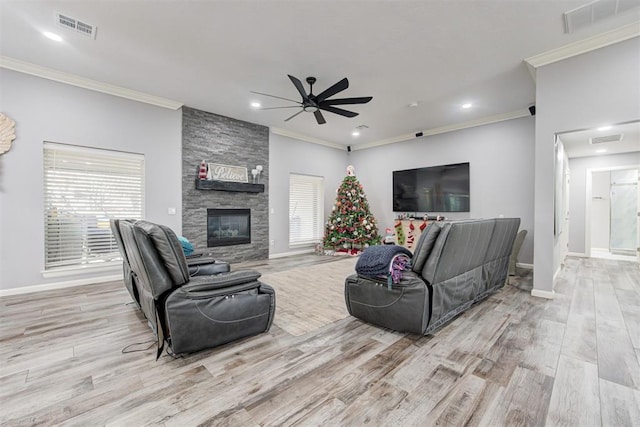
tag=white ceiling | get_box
[558,120,640,158]
[1,1,639,149]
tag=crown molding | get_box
[0,56,183,110]
[352,109,531,151]
[270,127,345,150]
[524,22,640,69]
[351,132,417,150]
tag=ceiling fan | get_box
[251,75,373,125]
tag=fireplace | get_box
[207,208,251,247]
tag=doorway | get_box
[588,166,639,261]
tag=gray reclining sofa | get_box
[115,219,276,357]
[345,218,520,335]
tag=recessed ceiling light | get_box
[595,149,607,153]
[352,125,368,137]
[250,101,261,108]
[597,125,612,131]
[461,103,472,109]
[408,101,419,108]
[43,31,63,42]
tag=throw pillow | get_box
[178,236,194,256]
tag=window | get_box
[43,142,144,270]
[289,173,324,246]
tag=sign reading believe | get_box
[207,163,249,183]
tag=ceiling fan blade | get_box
[259,105,303,110]
[320,96,373,106]
[250,91,301,104]
[284,109,305,122]
[287,75,310,101]
[319,105,359,118]
[315,78,349,102]
[314,110,326,125]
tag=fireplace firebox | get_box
[207,208,251,247]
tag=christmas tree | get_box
[324,166,381,251]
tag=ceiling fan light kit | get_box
[251,75,373,125]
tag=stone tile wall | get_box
[182,107,269,262]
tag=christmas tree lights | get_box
[323,166,381,252]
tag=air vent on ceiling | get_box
[563,0,639,34]
[56,12,97,39]
[590,133,624,144]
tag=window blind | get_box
[43,142,145,269]
[289,173,324,246]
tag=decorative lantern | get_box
[198,160,207,180]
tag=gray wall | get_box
[6,38,637,292]
[0,69,182,290]
[568,152,640,255]
[350,116,536,264]
[534,37,640,293]
[182,107,269,262]
[269,132,347,256]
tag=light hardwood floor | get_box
[1,255,639,426]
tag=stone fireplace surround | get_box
[182,107,269,263]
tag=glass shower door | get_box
[610,169,638,255]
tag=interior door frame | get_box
[585,164,640,258]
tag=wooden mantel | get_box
[195,179,265,193]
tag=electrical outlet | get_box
[270,240,275,246]
[168,207,177,215]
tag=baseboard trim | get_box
[0,274,122,298]
[567,252,588,258]
[531,289,555,299]
[269,248,315,259]
[515,262,533,270]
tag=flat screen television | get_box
[393,162,470,212]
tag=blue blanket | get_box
[356,245,413,277]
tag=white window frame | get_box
[289,173,324,247]
[43,142,145,275]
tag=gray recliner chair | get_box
[110,219,141,308]
[117,219,276,357]
[110,219,231,307]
